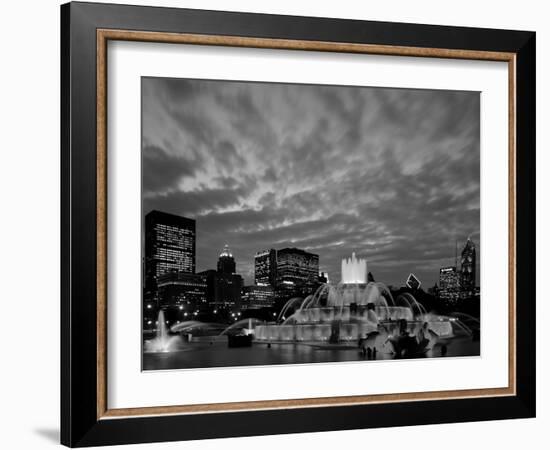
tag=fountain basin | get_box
[254,319,454,343]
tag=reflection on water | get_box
[142,338,480,371]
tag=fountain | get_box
[277,297,303,322]
[341,252,367,283]
[255,252,463,346]
[144,310,181,353]
[171,320,224,334]
[219,318,263,336]
[144,253,474,357]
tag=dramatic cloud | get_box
[142,77,480,287]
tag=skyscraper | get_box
[276,248,320,302]
[144,210,196,298]
[217,245,236,274]
[439,266,460,304]
[199,245,243,311]
[254,249,277,287]
[276,248,319,286]
[460,237,476,292]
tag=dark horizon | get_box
[142,78,480,287]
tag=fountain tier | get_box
[254,253,455,344]
[341,252,367,284]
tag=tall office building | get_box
[217,245,236,274]
[460,237,476,292]
[242,285,275,309]
[276,248,319,302]
[144,210,196,298]
[254,249,277,287]
[199,245,243,310]
[276,248,319,285]
[439,266,460,304]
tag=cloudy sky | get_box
[142,77,480,288]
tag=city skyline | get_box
[145,207,478,291]
[142,78,480,287]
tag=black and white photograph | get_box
[141,77,481,371]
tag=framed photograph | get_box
[61,2,536,447]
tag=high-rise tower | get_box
[217,244,236,274]
[254,249,277,287]
[460,237,476,292]
[144,210,195,297]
